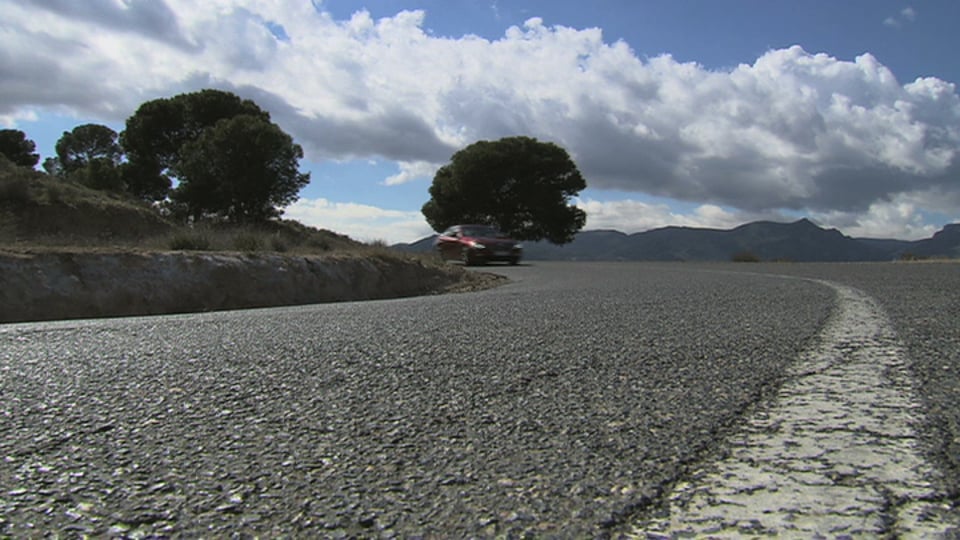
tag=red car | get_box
[434,224,523,266]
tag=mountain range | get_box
[394,219,960,262]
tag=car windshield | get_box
[462,226,502,238]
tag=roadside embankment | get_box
[0,249,503,323]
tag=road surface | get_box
[1,262,957,537]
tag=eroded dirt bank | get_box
[0,250,501,323]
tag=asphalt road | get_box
[0,261,957,537]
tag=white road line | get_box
[632,281,959,538]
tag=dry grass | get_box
[155,221,358,254]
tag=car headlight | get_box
[471,242,485,249]
[514,243,523,250]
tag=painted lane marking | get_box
[632,281,959,538]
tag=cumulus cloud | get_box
[812,186,959,240]
[282,198,433,244]
[384,160,440,186]
[24,0,192,48]
[2,1,958,238]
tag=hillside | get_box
[0,159,358,253]
[1,160,174,245]
[396,219,960,262]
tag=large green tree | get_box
[55,124,122,174]
[422,136,587,244]
[72,158,125,192]
[49,124,125,191]
[120,89,271,202]
[171,115,310,223]
[0,129,40,168]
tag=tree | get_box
[422,136,587,244]
[120,89,270,202]
[0,129,40,168]
[46,124,127,192]
[171,115,310,223]
[119,160,171,202]
[42,157,63,177]
[55,124,122,174]
[72,158,125,192]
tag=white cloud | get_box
[2,1,958,241]
[0,109,38,127]
[884,6,917,28]
[282,198,433,244]
[813,203,931,240]
[812,187,960,240]
[383,160,439,186]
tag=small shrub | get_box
[168,230,211,251]
[270,235,288,252]
[45,183,65,204]
[0,176,32,204]
[232,232,263,252]
[0,209,17,241]
[731,250,761,263]
[308,238,330,251]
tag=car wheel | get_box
[460,247,474,266]
[509,257,520,265]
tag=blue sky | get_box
[3,1,959,243]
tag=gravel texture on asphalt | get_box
[742,262,960,507]
[632,279,958,537]
[3,261,953,537]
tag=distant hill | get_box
[395,219,960,262]
[894,223,960,259]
